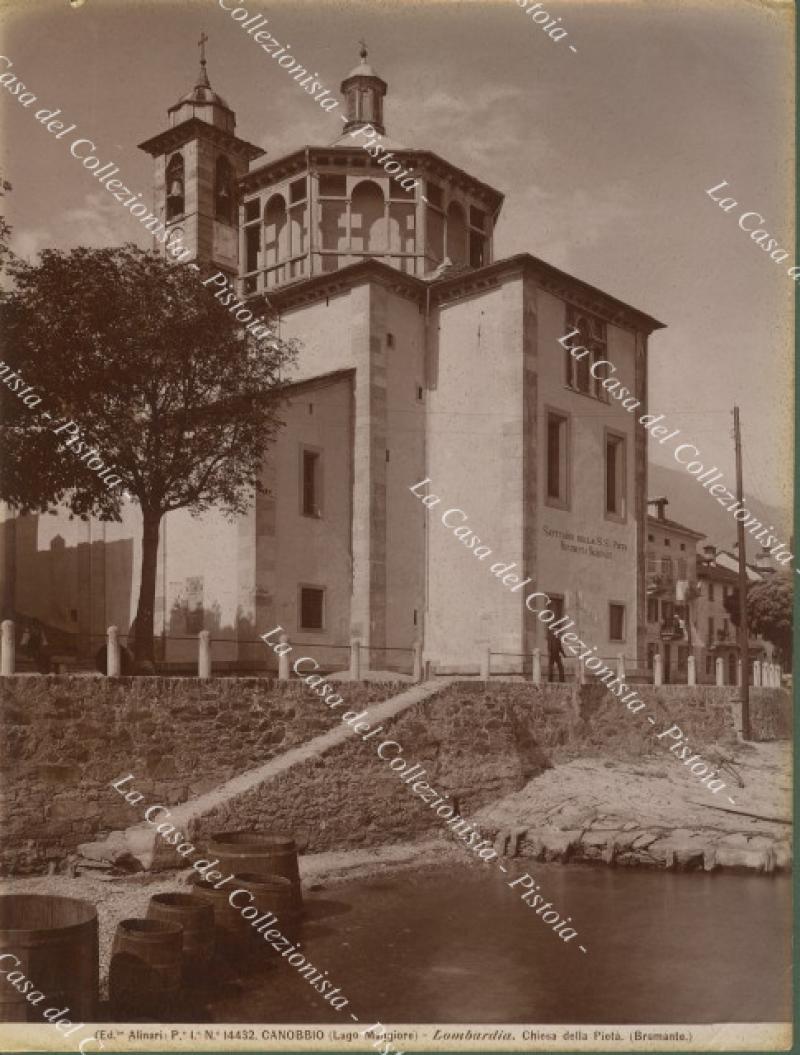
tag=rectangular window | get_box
[299,586,325,631]
[290,177,307,203]
[707,616,714,644]
[244,199,260,222]
[708,582,715,601]
[245,224,260,273]
[706,655,714,675]
[564,306,608,401]
[662,601,674,624]
[301,448,321,517]
[546,411,569,508]
[647,598,659,623]
[605,431,626,519]
[609,603,625,642]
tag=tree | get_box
[0,176,12,277]
[724,574,793,665]
[1,244,296,663]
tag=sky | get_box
[0,0,794,513]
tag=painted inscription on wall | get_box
[543,525,628,561]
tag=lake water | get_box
[192,862,791,1024]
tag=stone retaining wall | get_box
[191,683,791,853]
[0,676,405,875]
[0,676,791,874]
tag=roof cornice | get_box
[138,118,264,161]
[250,253,665,336]
[239,145,504,210]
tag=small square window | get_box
[427,182,443,209]
[609,603,626,642]
[664,538,671,547]
[319,174,347,196]
[470,205,486,230]
[299,587,325,631]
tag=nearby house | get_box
[0,45,666,674]
[695,543,774,684]
[644,498,705,683]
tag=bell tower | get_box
[138,34,264,273]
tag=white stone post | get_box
[198,630,211,679]
[278,633,291,681]
[1,620,15,676]
[412,639,423,682]
[687,655,696,686]
[653,653,663,687]
[715,657,725,686]
[349,636,362,681]
[480,646,491,681]
[616,654,626,682]
[107,626,121,677]
[753,660,761,687]
[531,648,541,685]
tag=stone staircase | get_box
[77,678,457,872]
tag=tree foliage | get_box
[724,574,793,663]
[1,244,297,660]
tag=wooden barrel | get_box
[190,873,298,968]
[109,919,182,1019]
[207,831,303,908]
[146,893,214,983]
[0,895,98,1022]
[233,872,300,942]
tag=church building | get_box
[2,44,665,675]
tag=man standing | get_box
[547,625,565,682]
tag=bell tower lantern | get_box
[138,34,264,273]
[340,41,388,136]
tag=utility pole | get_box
[733,406,751,740]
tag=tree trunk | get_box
[134,509,162,664]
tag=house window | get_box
[319,174,347,197]
[707,616,714,643]
[706,655,714,675]
[546,411,569,508]
[647,598,659,623]
[664,538,671,546]
[549,594,565,621]
[609,603,625,642]
[604,431,626,519]
[299,586,325,631]
[648,534,654,543]
[564,307,609,402]
[301,448,321,517]
[245,224,260,273]
[662,601,675,624]
[680,542,686,551]
[708,582,715,601]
